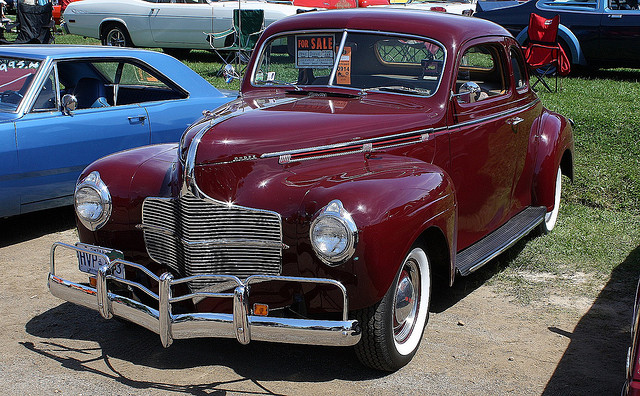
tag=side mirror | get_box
[453,81,481,104]
[61,94,77,115]
[223,64,240,84]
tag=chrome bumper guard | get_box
[48,242,361,348]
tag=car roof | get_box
[0,45,224,97]
[0,44,169,60]
[262,8,510,47]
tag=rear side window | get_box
[510,47,528,91]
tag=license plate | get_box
[76,243,125,280]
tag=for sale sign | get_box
[295,35,335,68]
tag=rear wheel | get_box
[101,24,132,47]
[354,246,431,371]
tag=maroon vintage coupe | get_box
[48,9,574,371]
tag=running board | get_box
[455,206,546,276]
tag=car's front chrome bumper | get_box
[48,242,361,348]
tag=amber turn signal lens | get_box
[253,304,269,316]
[89,277,97,287]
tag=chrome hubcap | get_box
[393,258,420,344]
[106,30,125,47]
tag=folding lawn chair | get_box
[207,8,265,72]
[522,13,570,92]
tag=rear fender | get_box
[516,24,587,66]
[532,111,574,211]
[300,155,456,308]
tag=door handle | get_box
[507,116,524,133]
[128,115,147,125]
[608,14,623,19]
[507,116,524,126]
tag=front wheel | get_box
[539,166,562,234]
[354,246,431,371]
[101,24,132,47]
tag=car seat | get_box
[72,77,109,108]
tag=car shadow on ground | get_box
[542,245,640,395]
[23,232,535,393]
[24,302,386,392]
[573,67,640,83]
[0,206,75,248]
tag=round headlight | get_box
[74,171,111,231]
[310,200,357,266]
[76,186,104,220]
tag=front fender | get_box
[516,24,587,66]
[77,144,179,253]
[532,111,574,211]
[300,155,456,309]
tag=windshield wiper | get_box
[360,85,431,96]
[263,80,302,91]
[284,89,360,99]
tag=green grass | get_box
[489,70,640,303]
[50,32,640,304]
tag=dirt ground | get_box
[0,207,633,395]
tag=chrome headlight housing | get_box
[74,171,112,231]
[310,200,358,266]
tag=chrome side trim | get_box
[49,242,361,348]
[261,127,435,160]
[452,99,540,130]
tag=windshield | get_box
[0,57,41,112]
[252,31,445,97]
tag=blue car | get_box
[475,0,640,68]
[0,45,232,217]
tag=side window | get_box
[609,0,639,10]
[32,69,57,112]
[510,48,528,91]
[57,60,186,108]
[457,44,508,102]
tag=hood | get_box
[193,92,443,166]
[188,91,443,210]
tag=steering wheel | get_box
[0,90,23,104]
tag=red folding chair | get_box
[522,13,570,92]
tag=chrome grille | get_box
[141,193,282,290]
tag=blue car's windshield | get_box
[0,57,41,112]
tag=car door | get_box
[14,63,151,214]
[600,0,640,63]
[148,0,214,48]
[448,39,536,251]
[0,119,19,217]
[536,0,603,62]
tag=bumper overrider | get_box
[48,242,361,348]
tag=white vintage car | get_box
[62,0,316,57]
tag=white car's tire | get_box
[101,24,132,47]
